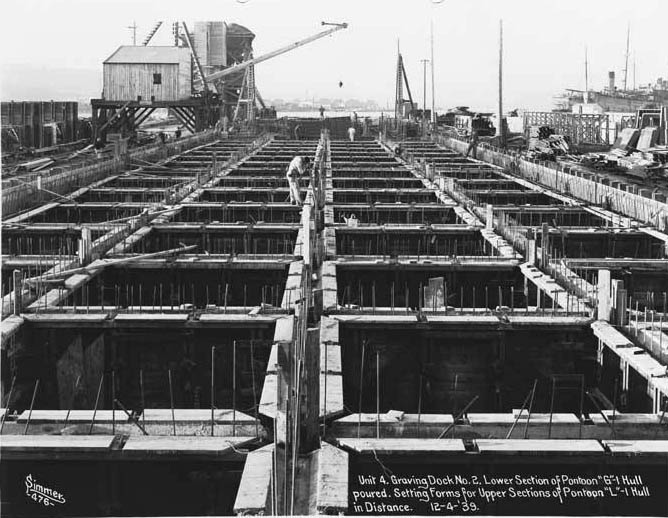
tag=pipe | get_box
[24,245,197,284]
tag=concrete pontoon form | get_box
[2,128,668,516]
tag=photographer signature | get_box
[25,474,66,507]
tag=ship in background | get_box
[554,72,668,113]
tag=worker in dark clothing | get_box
[465,128,479,158]
[175,127,182,139]
[94,137,105,159]
[319,106,325,119]
[394,144,403,157]
[294,124,302,140]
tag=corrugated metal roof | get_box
[104,46,191,64]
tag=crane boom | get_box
[204,22,348,83]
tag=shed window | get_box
[153,73,162,85]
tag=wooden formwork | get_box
[1,101,78,150]
[523,111,610,146]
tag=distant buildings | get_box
[268,98,381,112]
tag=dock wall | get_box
[2,130,218,218]
[433,134,668,232]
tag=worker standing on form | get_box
[465,128,479,158]
[94,137,105,159]
[347,126,356,142]
[286,155,311,206]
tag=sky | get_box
[1,0,667,111]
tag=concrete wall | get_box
[2,130,218,218]
[433,134,668,232]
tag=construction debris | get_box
[526,125,571,160]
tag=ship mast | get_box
[430,21,436,124]
[623,23,630,91]
[496,19,504,144]
[584,46,589,103]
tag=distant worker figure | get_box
[343,213,358,227]
[465,128,479,158]
[394,144,403,157]
[175,127,182,139]
[319,106,325,119]
[363,117,371,137]
[286,155,311,206]
[347,126,356,142]
[294,124,302,141]
[94,137,104,159]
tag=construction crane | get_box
[139,21,347,123]
[204,21,348,84]
[394,45,415,120]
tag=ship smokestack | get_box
[608,71,616,92]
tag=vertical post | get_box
[541,223,549,268]
[357,340,366,439]
[486,204,493,230]
[79,226,92,264]
[211,346,215,436]
[276,325,294,447]
[13,270,22,316]
[547,377,556,439]
[111,371,116,435]
[302,204,311,266]
[523,379,538,439]
[616,286,628,326]
[376,349,380,439]
[417,374,423,438]
[497,19,504,146]
[233,340,237,437]
[140,369,146,428]
[578,375,585,439]
[430,21,436,124]
[23,380,40,435]
[418,58,428,116]
[612,378,619,438]
[623,23,630,92]
[0,376,17,433]
[526,230,537,266]
[168,369,176,436]
[584,46,589,104]
[323,340,328,437]
[597,269,612,322]
[89,374,104,435]
[300,328,320,453]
